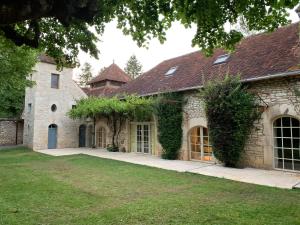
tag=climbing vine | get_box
[201,76,260,167]
[68,95,154,151]
[155,93,184,159]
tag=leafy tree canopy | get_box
[1,0,297,66]
[124,55,143,79]
[78,62,93,87]
[0,36,37,118]
[68,95,154,149]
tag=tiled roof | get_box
[116,23,300,96]
[81,87,90,95]
[87,86,119,97]
[38,54,56,64]
[88,63,131,84]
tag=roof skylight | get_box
[165,66,178,76]
[213,54,230,65]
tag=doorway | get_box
[48,124,57,149]
[136,124,151,154]
[79,124,86,147]
[189,126,213,161]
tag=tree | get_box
[1,1,297,66]
[0,36,37,118]
[78,62,93,87]
[124,55,143,79]
[68,95,154,151]
[201,76,260,168]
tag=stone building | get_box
[20,22,300,172]
[23,55,88,150]
[91,22,300,172]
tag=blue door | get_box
[48,124,57,149]
[79,125,86,147]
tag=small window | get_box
[72,105,76,109]
[28,103,32,112]
[51,74,59,89]
[213,54,230,65]
[51,104,57,112]
[165,66,178,76]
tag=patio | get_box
[37,148,300,189]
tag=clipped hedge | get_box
[155,93,184,159]
[201,76,260,167]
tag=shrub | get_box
[201,76,260,167]
[155,93,184,159]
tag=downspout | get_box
[15,120,18,145]
[93,116,96,148]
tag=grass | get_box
[0,147,299,225]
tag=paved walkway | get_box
[36,148,300,189]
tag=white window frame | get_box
[273,116,300,172]
[97,127,106,148]
[131,122,152,154]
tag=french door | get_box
[136,124,151,154]
[190,126,213,161]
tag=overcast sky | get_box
[74,8,299,79]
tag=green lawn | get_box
[0,148,299,225]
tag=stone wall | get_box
[181,91,207,160]
[243,77,300,169]
[0,119,23,146]
[180,77,300,169]
[94,117,129,151]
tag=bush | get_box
[107,145,119,152]
[201,76,260,167]
[155,93,184,159]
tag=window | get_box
[51,73,59,89]
[190,126,213,161]
[273,116,300,171]
[28,103,32,112]
[213,54,230,65]
[97,127,106,148]
[72,105,76,109]
[165,66,178,76]
[136,124,151,154]
[51,104,57,112]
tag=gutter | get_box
[136,70,300,97]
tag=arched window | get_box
[189,126,213,161]
[97,127,106,148]
[273,116,300,171]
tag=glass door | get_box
[190,127,213,161]
[136,124,151,154]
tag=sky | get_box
[74,8,299,79]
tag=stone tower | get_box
[23,55,87,150]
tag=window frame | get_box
[51,73,60,89]
[273,116,300,172]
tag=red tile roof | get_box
[38,54,56,64]
[88,63,131,84]
[116,23,300,96]
[87,86,120,97]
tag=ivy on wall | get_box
[201,76,260,167]
[155,93,184,159]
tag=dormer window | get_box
[213,54,230,65]
[165,66,178,76]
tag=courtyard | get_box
[1,147,300,225]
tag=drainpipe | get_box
[93,116,96,148]
[15,120,18,145]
